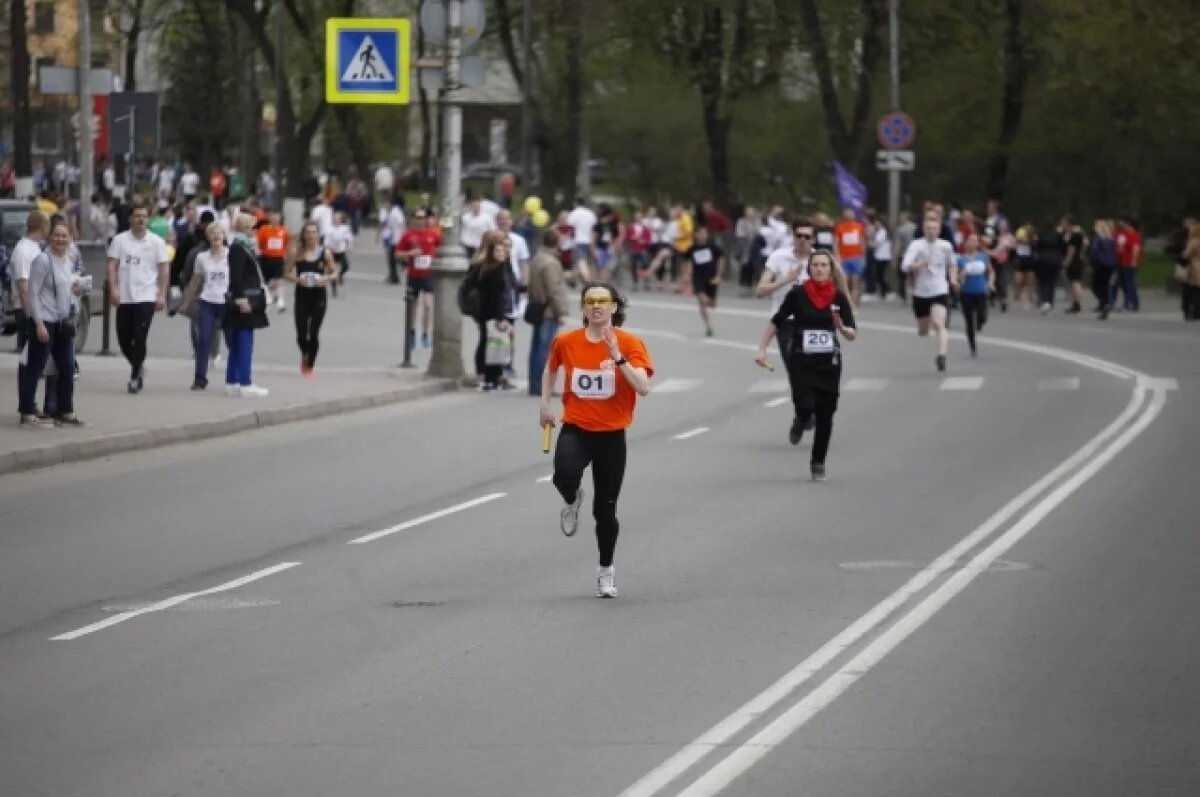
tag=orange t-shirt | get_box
[257,225,290,259]
[834,220,867,260]
[548,328,655,432]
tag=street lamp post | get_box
[78,0,94,240]
[886,0,901,234]
[426,0,468,380]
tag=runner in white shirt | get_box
[325,211,355,295]
[310,197,335,242]
[377,200,406,284]
[460,196,495,257]
[901,214,959,372]
[180,164,200,200]
[106,201,170,393]
[566,197,598,268]
[157,167,176,202]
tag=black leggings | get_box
[553,424,627,567]
[116,301,156,379]
[786,366,838,465]
[294,286,327,367]
[474,319,505,386]
[1092,264,1115,308]
[960,293,988,352]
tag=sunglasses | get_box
[582,297,614,307]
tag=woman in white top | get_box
[871,219,893,299]
[179,222,230,390]
[325,211,355,294]
[20,218,84,427]
[377,200,406,284]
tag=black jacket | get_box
[476,262,512,322]
[226,242,270,330]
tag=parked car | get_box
[2,199,106,352]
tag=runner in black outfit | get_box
[755,250,857,481]
[285,221,339,376]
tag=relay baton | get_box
[755,357,775,372]
[542,424,553,453]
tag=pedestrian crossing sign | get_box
[325,18,411,105]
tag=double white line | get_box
[620,380,1169,796]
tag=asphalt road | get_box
[2,251,1198,797]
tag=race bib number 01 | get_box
[802,329,835,354]
[571,367,616,399]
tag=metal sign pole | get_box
[887,0,901,234]
[78,0,94,240]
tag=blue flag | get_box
[832,161,867,218]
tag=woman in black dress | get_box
[755,250,857,481]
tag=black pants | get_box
[19,320,74,416]
[960,293,988,352]
[777,318,796,361]
[874,258,892,297]
[474,319,505,385]
[1183,284,1200,321]
[786,364,838,465]
[116,302,156,379]
[294,287,328,367]
[1037,262,1060,306]
[553,424,628,567]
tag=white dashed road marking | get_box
[349,493,508,544]
[843,377,889,392]
[1037,377,1081,391]
[673,427,710,441]
[940,376,985,391]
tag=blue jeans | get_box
[193,300,226,384]
[225,327,255,387]
[1119,267,1139,311]
[19,320,74,416]
[527,317,560,395]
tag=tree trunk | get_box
[799,0,849,162]
[10,0,31,178]
[560,0,584,203]
[697,7,732,205]
[985,0,1032,201]
[124,0,144,93]
[419,84,433,192]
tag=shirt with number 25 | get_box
[548,328,655,432]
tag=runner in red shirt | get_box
[1114,219,1142,311]
[624,210,654,291]
[395,208,442,347]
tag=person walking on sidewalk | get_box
[106,200,169,394]
[256,210,291,312]
[224,214,271,397]
[19,218,84,428]
[526,229,571,397]
[539,282,654,598]
[285,221,339,376]
[179,221,230,390]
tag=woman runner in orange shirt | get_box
[539,283,654,598]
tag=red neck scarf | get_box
[803,277,837,310]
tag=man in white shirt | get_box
[10,210,50,357]
[497,209,530,377]
[377,200,406,284]
[460,196,495,257]
[374,163,395,207]
[566,197,597,269]
[756,218,815,362]
[901,214,959,372]
[310,196,334,242]
[106,201,170,393]
[180,163,200,201]
[156,164,176,202]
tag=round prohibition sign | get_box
[877,111,917,150]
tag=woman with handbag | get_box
[471,229,515,391]
[19,218,84,428]
[225,214,270,397]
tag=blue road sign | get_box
[877,111,917,151]
[325,18,411,105]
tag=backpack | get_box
[457,265,482,319]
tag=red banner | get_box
[92,95,109,160]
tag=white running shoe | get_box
[240,385,269,398]
[560,488,584,537]
[224,384,241,397]
[596,565,618,598]
[212,354,223,366]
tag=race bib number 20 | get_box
[571,367,616,399]
[802,329,835,354]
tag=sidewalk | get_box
[0,352,460,476]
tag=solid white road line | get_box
[1037,376,1081,391]
[348,493,508,544]
[842,377,889,392]
[763,397,790,408]
[748,379,789,394]
[655,378,704,394]
[675,387,1167,797]
[673,427,711,441]
[536,475,553,483]
[50,562,302,641]
[940,376,985,390]
[618,386,1154,797]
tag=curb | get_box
[0,377,462,477]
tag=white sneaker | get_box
[240,385,269,398]
[212,354,222,366]
[224,384,241,397]
[596,565,618,598]
[560,487,584,537]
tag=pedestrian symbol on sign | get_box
[341,35,394,83]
